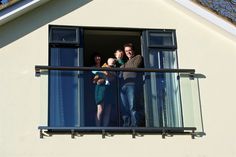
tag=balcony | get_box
[35,66,205,139]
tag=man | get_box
[120,43,144,127]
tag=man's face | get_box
[124,46,134,59]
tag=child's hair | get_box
[114,49,124,56]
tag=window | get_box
[49,26,80,44]
[142,30,181,127]
[36,25,205,138]
[146,30,177,49]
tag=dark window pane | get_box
[148,32,174,47]
[51,28,77,43]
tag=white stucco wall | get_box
[0,0,236,157]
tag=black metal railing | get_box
[35,65,205,138]
[35,65,195,74]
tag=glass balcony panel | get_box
[37,67,204,133]
[39,70,49,127]
[83,70,121,127]
[144,72,182,128]
[180,75,204,133]
[39,69,121,127]
[49,70,79,127]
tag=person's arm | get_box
[92,73,106,84]
[93,75,99,83]
[97,78,105,84]
[133,55,144,68]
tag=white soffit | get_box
[175,0,236,37]
[0,0,50,26]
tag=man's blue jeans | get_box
[120,84,140,127]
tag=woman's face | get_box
[94,56,101,64]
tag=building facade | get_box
[0,0,236,157]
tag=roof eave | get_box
[175,0,236,37]
[0,0,50,26]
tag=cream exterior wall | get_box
[0,0,236,157]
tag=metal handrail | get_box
[35,65,195,76]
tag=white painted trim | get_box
[175,0,236,37]
[0,0,50,26]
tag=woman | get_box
[91,53,106,126]
[91,54,116,127]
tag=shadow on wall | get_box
[0,0,93,48]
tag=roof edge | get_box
[175,0,236,37]
[0,0,50,26]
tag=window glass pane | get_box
[148,49,177,69]
[148,32,174,47]
[49,48,78,127]
[144,49,181,127]
[51,28,77,42]
[144,72,182,127]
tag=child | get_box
[114,49,125,67]
[92,58,116,85]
